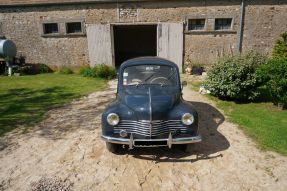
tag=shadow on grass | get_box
[117,101,229,163]
[0,87,78,136]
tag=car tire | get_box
[106,142,120,153]
[173,144,188,152]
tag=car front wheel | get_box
[106,142,120,153]
[173,144,188,152]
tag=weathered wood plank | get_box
[87,24,113,67]
[157,23,183,72]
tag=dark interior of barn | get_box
[113,25,157,68]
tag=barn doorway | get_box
[113,24,157,68]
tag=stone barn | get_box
[0,0,286,71]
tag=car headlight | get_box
[107,113,120,126]
[181,113,194,125]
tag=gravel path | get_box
[0,80,286,191]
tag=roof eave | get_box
[0,0,175,8]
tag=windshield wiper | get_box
[144,74,154,82]
[167,70,177,80]
[160,70,177,86]
[136,74,154,87]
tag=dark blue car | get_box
[101,57,201,153]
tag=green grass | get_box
[0,74,107,136]
[190,81,287,155]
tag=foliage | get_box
[0,74,107,136]
[78,65,89,75]
[79,66,96,78]
[80,64,116,79]
[272,32,287,59]
[256,58,287,107]
[106,66,117,80]
[206,52,267,101]
[4,56,14,63]
[59,66,74,74]
[96,64,117,79]
[39,64,53,74]
[189,79,287,155]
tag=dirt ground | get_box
[0,80,287,191]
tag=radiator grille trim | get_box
[114,120,188,137]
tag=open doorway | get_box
[113,24,157,68]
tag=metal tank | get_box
[0,39,17,57]
[0,39,17,76]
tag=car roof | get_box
[120,56,178,69]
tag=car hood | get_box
[120,87,180,120]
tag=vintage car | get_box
[101,57,201,153]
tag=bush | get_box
[107,66,117,79]
[95,64,110,79]
[59,66,74,74]
[256,58,287,107]
[10,64,52,75]
[206,52,267,101]
[272,32,287,59]
[79,64,116,79]
[78,65,89,74]
[79,66,96,77]
[95,64,116,79]
[39,64,53,74]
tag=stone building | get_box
[0,0,286,71]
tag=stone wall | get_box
[243,0,287,56]
[0,0,286,67]
[0,4,117,67]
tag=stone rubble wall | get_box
[0,0,286,67]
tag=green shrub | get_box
[59,66,74,74]
[79,66,88,75]
[95,64,116,79]
[79,64,116,79]
[256,58,287,107]
[39,64,53,74]
[108,66,117,80]
[79,66,96,77]
[95,64,110,79]
[272,32,287,59]
[206,52,267,101]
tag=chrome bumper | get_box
[101,133,201,149]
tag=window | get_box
[188,19,206,31]
[43,23,59,34]
[66,22,82,34]
[123,65,178,86]
[215,18,232,30]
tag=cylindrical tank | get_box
[0,39,17,57]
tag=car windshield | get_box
[122,65,178,86]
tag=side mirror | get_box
[181,81,187,88]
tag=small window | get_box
[43,23,59,34]
[215,18,232,30]
[66,22,82,34]
[188,19,206,31]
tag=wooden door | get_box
[86,24,114,67]
[157,23,184,72]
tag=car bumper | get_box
[101,133,201,149]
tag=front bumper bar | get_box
[101,133,201,149]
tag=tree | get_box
[272,32,287,59]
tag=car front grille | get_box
[114,120,188,137]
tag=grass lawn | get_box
[0,74,107,136]
[190,81,287,156]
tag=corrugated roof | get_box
[0,0,160,7]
